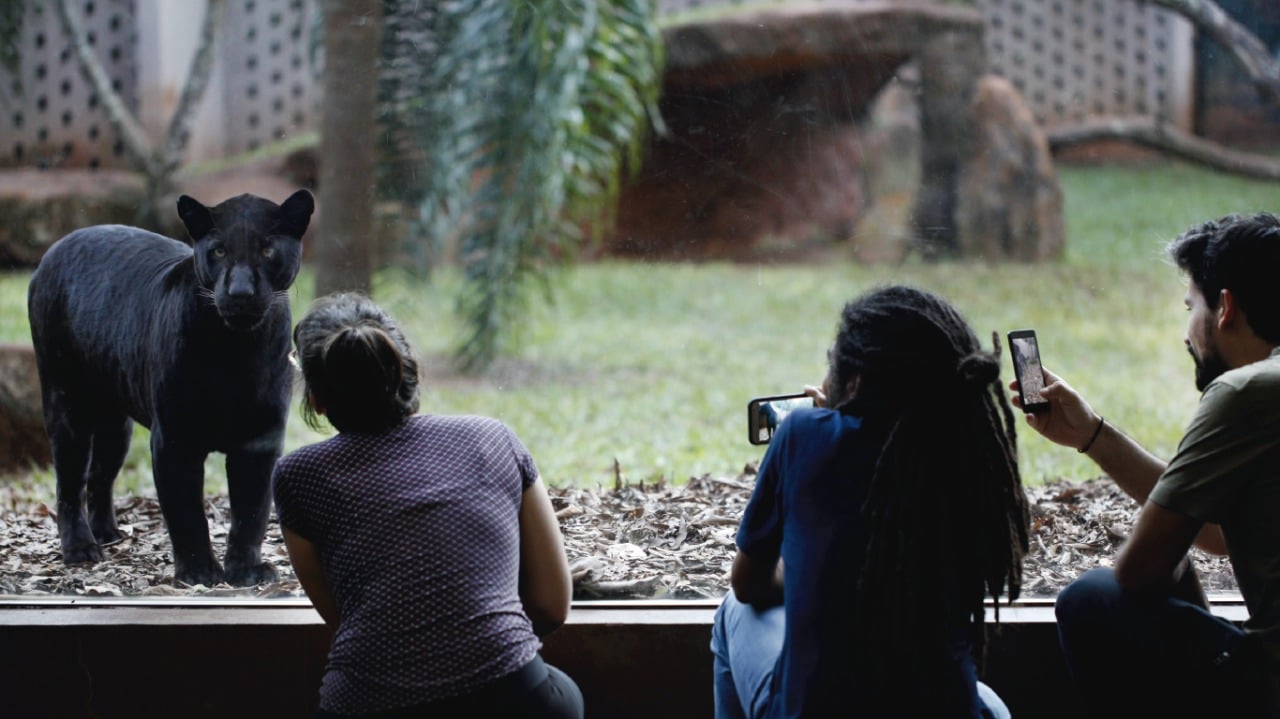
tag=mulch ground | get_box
[0,465,1238,600]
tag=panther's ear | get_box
[278,189,315,239]
[177,195,214,243]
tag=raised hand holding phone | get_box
[747,393,816,445]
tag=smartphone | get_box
[747,393,816,445]
[1007,329,1050,413]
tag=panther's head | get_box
[179,189,314,331]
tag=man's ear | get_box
[1217,288,1238,330]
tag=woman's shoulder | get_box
[278,433,343,465]
[411,413,512,437]
[784,407,863,433]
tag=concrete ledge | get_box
[0,596,1249,719]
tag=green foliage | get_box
[0,0,24,82]
[379,0,664,372]
[3,158,1279,497]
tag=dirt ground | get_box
[0,467,1237,601]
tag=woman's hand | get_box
[803,383,828,408]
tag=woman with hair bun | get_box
[711,284,1030,719]
[272,292,583,719]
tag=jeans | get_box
[1056,567,1265,719]
[710,594,1010,719]
[314,654,584,719]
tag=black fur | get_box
[27,190,314,587]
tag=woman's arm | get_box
[519,477,573,637]
[282,527,340,626]
[730,550,784,609]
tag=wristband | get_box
[1078,417,1105,453]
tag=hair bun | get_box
[956,351,1000,389]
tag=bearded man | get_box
[1014,212,1280,718]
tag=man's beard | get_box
[1190,343,1229,392]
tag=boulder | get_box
[0,169,148,268]
[611,67,868,260]
[955,74,1065,261]
[0,343,50,472]
[0,145,318,269]
[609,2,994,261]
[856,71,1064,263]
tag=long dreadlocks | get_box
[828,285,1030,692]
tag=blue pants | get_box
[314,654,583,718]
[710,594,1011,719]
[1055,567,1264,718]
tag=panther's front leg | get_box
[223,444,279,586]
[151,430,223,586]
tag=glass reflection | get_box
[0,0,1275,602]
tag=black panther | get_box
[27,189,313,587]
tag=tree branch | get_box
[161,0,226,176]
[53,0,157,175]
[1047,116,1280,180]
[1146,0,1280,109]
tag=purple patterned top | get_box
[272,414,541,714]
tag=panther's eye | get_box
[211,247,226,259]
[261,246,276,259]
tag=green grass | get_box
[3,158,1278,499]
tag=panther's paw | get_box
[91,522,125,547]
[61,541,104,566]
[173,558,225,588]
[225,561,277,587]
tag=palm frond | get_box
[389,0,664,372]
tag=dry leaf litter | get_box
[0,464,1237,600]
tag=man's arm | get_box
[1114,500,1204,591]
[1015,368,1227,555]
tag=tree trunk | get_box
[314,0,383,298]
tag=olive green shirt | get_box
[1151,347,1280,704]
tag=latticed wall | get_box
[1,0,139,169]
[1,0,1189,171]
[982,0,1189,127]
[0,0,315,170]
[218,0,315,155]
[657,0,1192,129]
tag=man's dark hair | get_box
[294,292,421,434]
[828,285,1029,688]
[1166,212,1280,343]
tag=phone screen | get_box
[1007,330,1049,412]
[747,393,815,445]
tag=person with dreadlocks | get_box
[1016,212,1280,718]
[711,285,1030,719]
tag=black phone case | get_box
[1007,330,1050,412]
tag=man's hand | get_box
[1010,367,1102,451]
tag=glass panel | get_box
[1,0,1273,607]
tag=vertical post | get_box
[314,0,383,297]
[912,24,985,258]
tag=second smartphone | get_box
[1007,329,1050,413]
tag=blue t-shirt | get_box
[736,407,984,719]
[272,414,541,715]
